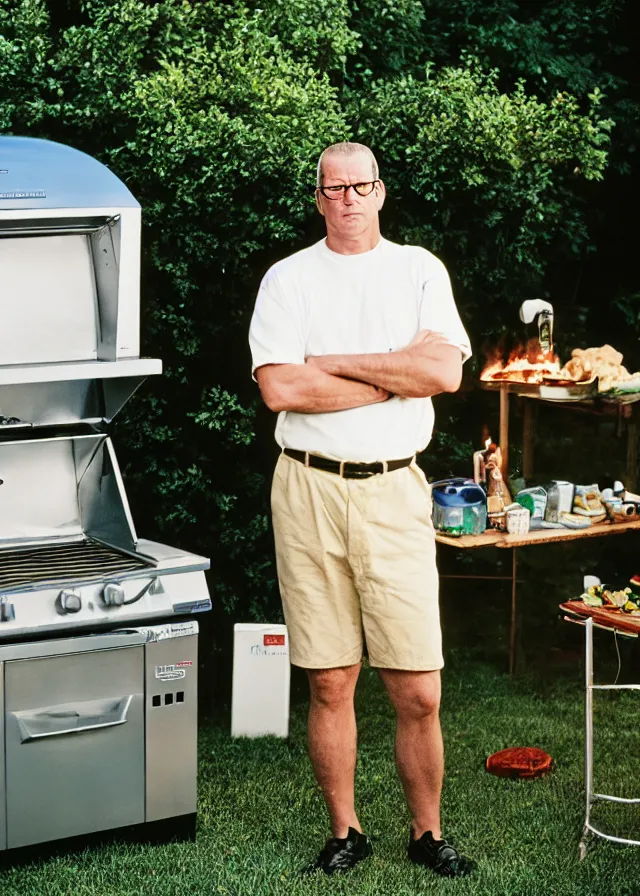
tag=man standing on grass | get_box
[249,142,474,879]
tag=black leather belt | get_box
[283,448,414,479]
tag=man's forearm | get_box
[256,363,389,413]
[311,342,463,398]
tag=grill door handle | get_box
[12,695,133,743]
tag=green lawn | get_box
[2,641,640,895]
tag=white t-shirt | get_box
[249,237,472,462]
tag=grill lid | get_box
[0,137,138,211]
[0,433,137,554]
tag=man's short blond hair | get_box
[316,142,379,188]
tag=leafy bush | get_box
[0,0,636,641]
[356,65,612,356]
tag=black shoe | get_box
[302,827,372,875]
[408,829,475,878]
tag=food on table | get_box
[578,584,640,613]
[606,589,630,607]
[481,339,638,393]
[559,345,640,393]
[559,512,591,529]
[572,484,606,518]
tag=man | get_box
[249,142,474,879]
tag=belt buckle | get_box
[351,468,374,479]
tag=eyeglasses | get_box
[317,180,379,200]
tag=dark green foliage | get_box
[356,66,612,353]
[0,0,638,638]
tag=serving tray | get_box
[481,377,599,401]
[559,599,640,635]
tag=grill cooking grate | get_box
[0,539,149,593]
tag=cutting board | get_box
[560,600,640,635]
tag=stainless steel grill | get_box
[0,540,150,594]
[0,135,211,857]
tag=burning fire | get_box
[480,342,562,384]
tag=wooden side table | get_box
[437,520,640,674]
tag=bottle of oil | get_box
[538,309,554,355]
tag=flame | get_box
[480,341,562,384]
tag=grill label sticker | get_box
[264,634,286,646]
[0,190,46,199]
[155,661,192,682]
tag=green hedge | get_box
[0,0,636,634]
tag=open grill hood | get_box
[0,433,138,552]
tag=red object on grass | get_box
[486,747,553,779]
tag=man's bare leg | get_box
[306,663,362,837]
[378,668,443,838]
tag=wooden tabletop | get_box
[435,518,640,549]
[560,600,640,636]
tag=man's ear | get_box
[314,189,325,216]
[375,179,386,211]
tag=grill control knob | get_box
[59,590,82,613]
[0,600,15,622]
[103,583,126,606]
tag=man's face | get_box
[316,151,385,245]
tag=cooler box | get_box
[231,623,291,738]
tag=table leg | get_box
[500,385,509,481]
[580,617,594,859]
[509,548,517,676]
[438,555,519,675]
[522,400,535,481]
[626,414,638,493]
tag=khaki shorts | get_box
[270,452,442,671]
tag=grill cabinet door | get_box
[3,645,144,848]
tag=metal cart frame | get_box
[579,616,640,858]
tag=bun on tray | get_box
[559,345,639,393]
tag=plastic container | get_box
[431,479,487,537]
[515,486,547,520]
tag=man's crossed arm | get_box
[255,330,463,414]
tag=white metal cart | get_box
[561,607,640,857]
